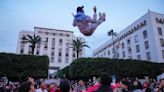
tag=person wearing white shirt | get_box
[36,81,48,92]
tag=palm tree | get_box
[108,29,117,58]
[69,38,90,59]
[21,34,42,55]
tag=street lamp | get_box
[108,29,117,59]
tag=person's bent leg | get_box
[99,12,106,21]
[92,6,97,22]
[88,17,106,35]
[89,22,101,33]
[82,22,100,36]
[82,20,104,36]
[92,13,97,22]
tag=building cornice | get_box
[34,27,74,33]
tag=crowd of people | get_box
[0,72,164,92]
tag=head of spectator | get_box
[18,81,35,92]
[39,81,47,90]
[49,83,57,92]
[143,82,149,89]
[132,80,142,90]
[120,79,130,89]
[78,80,85,86]
[59,79,71,92]
[100,72,112,86]
[93,72,112,92]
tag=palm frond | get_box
[82,44,90,48]
[21,36,28,43]
[19,34,42,55]
[27,34,33,40]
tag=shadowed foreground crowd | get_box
[0,72,164,92]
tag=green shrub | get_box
[58,58,163,79]
[0,53,49,81]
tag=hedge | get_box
[57,58,163,79]
[0,53,49,81]
[56,66,70,78]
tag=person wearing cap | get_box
[73,6,106,36]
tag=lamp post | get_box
[108,29,117,59]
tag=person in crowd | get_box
[72,81,78,92]
[18,80,35,92]
[112,83,122,92]
[59,79,71,92]
[93,72,113,92]
[142,82,149,92]
[92,77,97,85]
[36,81,48,92]
[78,80,86,92]
[132,80,142,92]
[157,78,164,92]
[86,79,100,92]
[149,79,158,92]
[4,83,12,92]
[73,80,86,92]
[120,79,130,92]
[48,83,57,92]
[0,79,5,92]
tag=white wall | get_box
[17,27,85,74]
[93,11,164,63]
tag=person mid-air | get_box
[72,6,106,36]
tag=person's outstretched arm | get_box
[72,13,77,26]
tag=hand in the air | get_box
[93,6,97,13]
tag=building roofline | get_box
[118,10,164,35]
[149,10,164,16]
[118,11,150,35]
[20,30,34,33]
[34,27,74,33]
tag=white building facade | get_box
[16,27,85,74]
[93,11,164,63]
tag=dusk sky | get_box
[0,0,164,57]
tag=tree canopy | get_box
[69,38,89,58]
[57,58,163,80]
[0,53,49,81]
[21,34,42,55]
